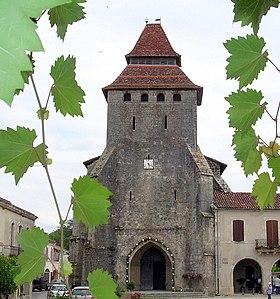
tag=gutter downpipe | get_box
[213,204,220,295]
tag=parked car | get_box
[32,279,42,292]
[72,286,93,299]
[47,279,64,290]
[47,284,69,298]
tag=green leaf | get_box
[0,126,46,184]
[71,176,112,228]
[226,89,266,133]
[252,172,277,209]
[37,108,50,120]
[224,34,268,89]
[268,156,280,183]
[232,0,280,34]
[88,269,118,299]
[48,0,86,41]
[63,260,73,276]
[14,227,49,285]
[260,141,280,157]
[50,55,85,117]
[0,0,71,106]
[232,129,261,175]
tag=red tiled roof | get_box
[103,65,203,104]
[125,23,181,66]
[214,190,280,210]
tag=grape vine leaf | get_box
[226,89,266,133]
[71,176,112,228]
[232,129,261,176]
[88,269,118,299]
[50,55,85,117]
[48,0,86,40]
[260,141,280,157]
[224,34,268,89]
[268,156,280,183]
[14,227,49,285]
[232,0,280,34]
[37,108,50,120]
[0,126,46,184]
[63,260,73,276]
[0,0,71,106]
[252,172,277,209]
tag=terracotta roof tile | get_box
[103,65,203,104]
[214,191,280,210]
[126,24,181,65]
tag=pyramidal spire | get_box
[103,23,203,105]
[125,23,181,66]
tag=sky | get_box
[0,1,279,232]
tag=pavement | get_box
[32,290,269,299]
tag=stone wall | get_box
[71,88,216,294]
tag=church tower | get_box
[73,23,217,294]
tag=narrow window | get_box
[157,93,165,102]
[132,117,136,130]
[173,93,181,102]
[129,191,132,201]
[164,115,168,129]
[174,190,177,201]
[141,94,148,102]
[124,93,131,101]
[267,220,278,248]
[10,223,15,246]
[233,220,244,242]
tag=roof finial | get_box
[144,17,149,24]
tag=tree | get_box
[49,220,73,250]
[0,256,18,299]
[0,1,117,298]
[224,0,280,209]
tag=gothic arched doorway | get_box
[140,247,166,290]
[129,241,173,290]
[233,259,262,294]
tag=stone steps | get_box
[121,291,206,299]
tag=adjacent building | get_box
[213,191,280,295]
[0,196,37,299]
[42,241,69,288]
[69,23,280,296]
[0,196,37,257]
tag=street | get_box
[31,290,268,299]
[32,291,47,299]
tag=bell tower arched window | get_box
[124,93,131,101]
[141,94,148,102]
[157,93,165,102]
[173,93,181,102]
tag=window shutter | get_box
[233,220,244,242]
[266,220,278,248]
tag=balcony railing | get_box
[0,244,21,256]
[255,239,280,251]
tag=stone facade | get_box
[70,23,220,295]
[69,23,280,297]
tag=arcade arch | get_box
[233,259,262,294]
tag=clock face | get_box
[144,159,154,169]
